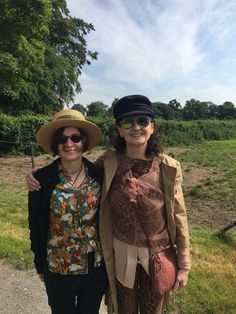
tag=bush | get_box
[0,114,236,155]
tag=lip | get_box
[130,133,143,137]
[64,149,78,152]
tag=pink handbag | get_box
[149,247,178,295]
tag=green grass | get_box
[168,227,236,314]
[176,139,236,206]
[0,183,33,269]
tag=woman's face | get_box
[117,115,154,149]
[57,127,84,162]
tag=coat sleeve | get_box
[28,184,46,274]
[174,161,190,249]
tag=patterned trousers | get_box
[116,264,165,314]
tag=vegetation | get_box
[168,227,236,314]
[1,114,236,155]
[0,141,235,313]
[177,140,236,207]
[0,0,97,115]
[73,98,236,120]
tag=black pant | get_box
[43,253,108,314]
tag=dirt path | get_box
[0,261,106,314]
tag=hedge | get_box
[0,113,236,155]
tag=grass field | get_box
[0,141,235,313]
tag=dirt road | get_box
[0,261,106,314]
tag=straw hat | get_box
[36,109,102,152]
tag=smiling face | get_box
[117,115,154,151]
[57,127,84,162]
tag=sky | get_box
[66,0,236,108]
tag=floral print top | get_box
[46,169,102,275]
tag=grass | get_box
[176,139,236,206]
[0,141,236,313]
[168,228,236,314]
[0,182,33,269]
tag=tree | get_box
[218,102,236,119]
[183,99,208,120]
[0,0,97,115]
[71,103,87,115]
[168,99,183,119]
[168,99,181,110]
[153,102,178,120]
[86,101,108,116]
[107,98,119,116]
[206,102,218,119]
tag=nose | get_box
[132,122,141,129]
[64,137,74,146]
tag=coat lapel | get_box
[101,154,118,203]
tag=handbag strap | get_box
[132,204,156,256]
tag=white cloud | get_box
[66,0,236,106]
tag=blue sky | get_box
[66,0,236,108]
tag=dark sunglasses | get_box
[119,116,152,129]
[58,134,83,144]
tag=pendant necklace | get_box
[62,162,84,187]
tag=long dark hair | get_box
[50,127,89,156]
[113,120,163,158]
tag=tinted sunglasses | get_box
[119,116,152,129]
[58,134,83,144]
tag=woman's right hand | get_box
[26,167,41,191]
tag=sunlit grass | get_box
[168,228,236,314]
[0,184,33,269]
[176,140,236,206]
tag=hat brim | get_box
[36,119,102,153]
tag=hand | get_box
[170,269,189,294]
[26,167,41,191]
[38,273,44,282]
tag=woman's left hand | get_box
[170,269,189,294]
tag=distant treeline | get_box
[73,98,236,121]
[1,114,236,155]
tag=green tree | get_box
[183,99,208,120]
[153,102,179,120]
[168,99,183,119]
[206,102,218,119]
[107,98,119,116]
[0,0,97,115]
[71,103,87,115]
[168,99,181,110]
[218,102,236,119]
[87,101,108,116]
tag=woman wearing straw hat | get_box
[28,109,108,314]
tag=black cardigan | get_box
[28,157,103,274]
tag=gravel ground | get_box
[0,261,107,314]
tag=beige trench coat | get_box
[97,149,190,314]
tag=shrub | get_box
[1,114,236,155]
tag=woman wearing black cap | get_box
[26,95,190,314]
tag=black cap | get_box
[113,94,154,121]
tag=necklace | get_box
[62,162,84,187]
[62,164,83,175]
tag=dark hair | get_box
[113,120,163,158]
[50,127,89,156]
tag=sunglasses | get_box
[58,134,83,144]
[119,116,152,129]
